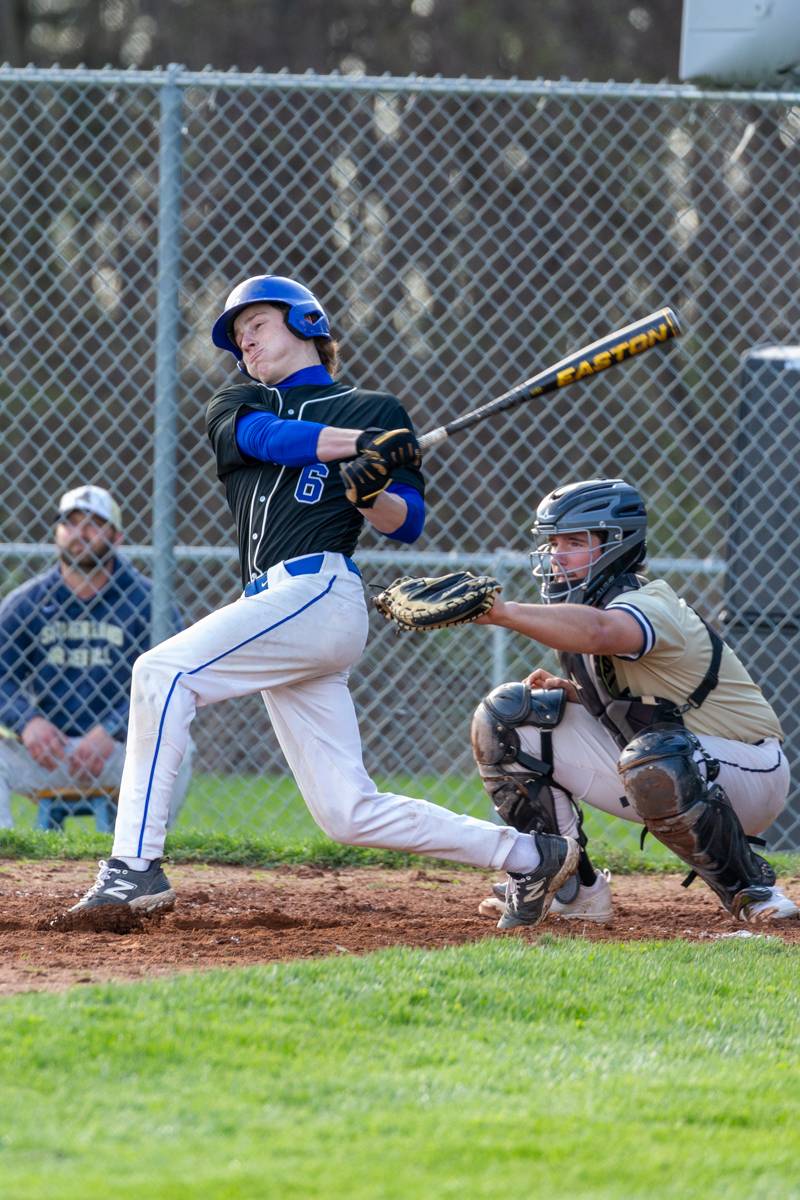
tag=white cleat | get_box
[739,885,800,922]
[478,894,506,919]
[479,867,613,924]
[550,868,613,923]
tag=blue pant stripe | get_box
[135,576,338,855]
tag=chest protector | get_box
[559,574,723,750]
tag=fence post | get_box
[151,63,183,645]
[489,552,512,688]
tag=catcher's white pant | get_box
[112,552,519,868]
[516,700,789,839]
[0,734,193,829]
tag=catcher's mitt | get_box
[373,571,501,632]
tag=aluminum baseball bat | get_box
[417,307,682,450]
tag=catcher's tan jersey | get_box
[606,579,783,743]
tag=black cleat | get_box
[497,834,580,930]
[68,858,176,914]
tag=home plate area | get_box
[0,861,798,994]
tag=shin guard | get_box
[618,727,774,916]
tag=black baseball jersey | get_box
[206,378,425,585]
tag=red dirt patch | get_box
[1,860,799,995]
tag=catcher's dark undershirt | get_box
[206,378,425,586]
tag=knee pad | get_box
[618,726,775,914]
[617,726,707,820]
[471,682,565,769]
[471,682,565,834]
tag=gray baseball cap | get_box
[58,485,123,532]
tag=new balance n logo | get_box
[103,878,138,901]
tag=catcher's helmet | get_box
[531,478,647,606]
[211,275,331,366]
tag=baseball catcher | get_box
[470,477,797,926]
[373,571,502,631]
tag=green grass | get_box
[3,785,799,1196]
[11,769,649,843]
[5,769,480,842]
[2,824,799,880]
[2,766,713,856]
[1,938,799,1199]
[5,771,800,878]
[7,770,317,836]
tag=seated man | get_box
[0,485,192,832]
[471,477,796,924]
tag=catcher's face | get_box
[56,510,121,571]
[545,531,604,583]
[233,303,320,385]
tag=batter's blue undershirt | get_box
[235,365,424,543]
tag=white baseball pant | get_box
[112,552,520,869]
[514,699,789,839]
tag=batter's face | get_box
[233,303,320,385]
[546,531,604,583]
[55,510,122,571]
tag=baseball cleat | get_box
[68,858,176,914]
[550,868,613,923]
[497,834,580,930]
[737,885,799,922]
[491,873,581,904]
[478,894,505,918]
[480,867,613,923]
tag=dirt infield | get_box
[1,860,799,995]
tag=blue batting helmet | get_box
[211,275,331,362]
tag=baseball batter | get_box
[471,478,797,924]
[68,274,577,929]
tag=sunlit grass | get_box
[1,938,799,1199]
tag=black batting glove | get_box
[355,427,422,471]
[339,456,391,508]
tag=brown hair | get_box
[317,337,340,377]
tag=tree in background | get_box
[2,0,682,82]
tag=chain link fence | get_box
[2,66,799,847]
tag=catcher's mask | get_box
[211,274,331,377]
[530,478,647,606]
